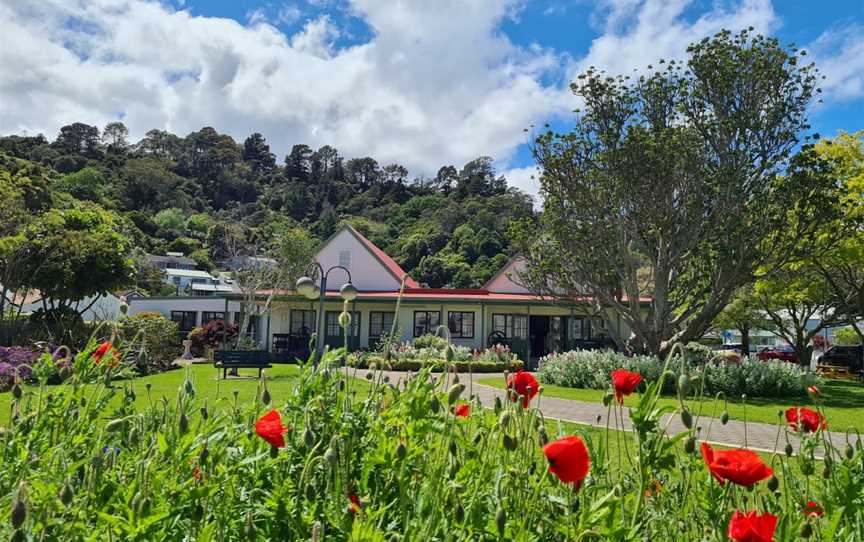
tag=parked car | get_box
[756,345,797,363]
[817,345,864,373]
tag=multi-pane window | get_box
[325,311,360,337]
[170,311,197,333]
[413,311,441,337]
[290,310,316,334]
[201,311,225,324]
[569,317,587,340]
[369,311,395,338]
[448,312,475,339]
[338,250,351,269]
[492,314,528,339]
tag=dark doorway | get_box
[529,316,550,362]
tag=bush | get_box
[351,355,523,373]
[538,349,814,398]
[117,313,180,373]
[412,333,447,350]
[188,319,239,350]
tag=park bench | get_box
[213,350,272,379]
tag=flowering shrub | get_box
[538,350,815,398]
[188,319,239,350]
[0,347,40,390]
[0,344,861,540]
[117,313,180,373]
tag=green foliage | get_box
[55,167,106,201]
[834,327,863,346]
[152,208,187,233]
[538,350,814,398]
[19,206,134,304]
[118,313,181,373]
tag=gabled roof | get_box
[482,254,524,291]
[335,225,420,288]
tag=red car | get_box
[756,345,797,363]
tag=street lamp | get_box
[296,263,355,365]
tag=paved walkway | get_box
[370,370,851,456]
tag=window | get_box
[170,311,197,333]
[492,314,528,340]
[569,317,587,340]
[326,311,360,337]
[448,312,475,339]
[369,311,395,338]
[201,311,225,324]
[290,310,316,334]
[338,250,351,269]
[413,311,441,337]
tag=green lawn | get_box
[0,363,373,426]
[477,375,864,432]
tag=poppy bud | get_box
[233,390,239,400]
[472,432,483,446]
[338,311,351,329]
[191,504,204,522]
[324,447,338,465]
[430,395,441,414]
[785,443,794,457]
[845,444,854,460]
[184,379,194,396]
[179,413,189,434]
[389,535,400,542]
[494,396,502,413]
[681,408,693,429]
[200,406,208,420]
[444,345,455,362]
[305,483,316,501]
[447,383,465,405]
[602,392,613,407]
[396,442,407,460]
[538,428,548,446]
[822,465,831,479]
[801,462,814,475]
[303,428,316,447]
[127,426,139,444]
[684,436,696,454]
[678,374,691,396]
[262,388,271,405]
[502,434,517,451]
[270,444,279,458]
[767,476,779,492]
[499,411,512,429]
[11,498,26,528]
[199,444,209,465]
[59,481,74,506]
[134,494,150,517]
[495,506,506,535]
[106,418,126,432]
[449,441,457,456]
[12,383,22,399]
[720,411,729,425]
[455,502,465,523]
[800,523,813,538]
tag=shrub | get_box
[117,313,180,373]
[412,333,447,350]
[188,319,239,350]
[352,355,523,373]
[538,349,814,398]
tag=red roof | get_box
[257,287,651,304]
[345,225,420,288]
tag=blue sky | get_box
[2,0,862,200]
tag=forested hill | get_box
[0,123,536,292]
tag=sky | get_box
[1,0,863,203]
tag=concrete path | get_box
[369,370,853,456]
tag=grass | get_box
[0,363,373,426]
[477,375,864,432]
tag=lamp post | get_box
[296,263,357,365]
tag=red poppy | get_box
[701,442,773,487]
[92,342,113,364]
[192,465,201,482]
[348,493,362,514]
[785,407,826,433]
[803,501,823,517]
[507,371,539,408]
[255,409,288,448]
[453,403,470,417]
[610,369,642,404]
[727,510,778,542]
[807,385,821,397]
[543,435,590,487]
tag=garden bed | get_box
[350,355,522,373]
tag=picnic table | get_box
[816,364,858,380]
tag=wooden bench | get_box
[816,364,857,380]
[213,350,272,379]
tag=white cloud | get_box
[807,25,864,102]
[502,165,541,202]
[0,0,571,177]
[276,4,302,26]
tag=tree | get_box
[56,167,106,201]
[242,133,276,175]
[711,286,769,355]
[18,206,134,315]
[755,266,841,366]
[153,208,187,233]
[517,29,825,354]
[54,123,102,157]
[102,122,129,152]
